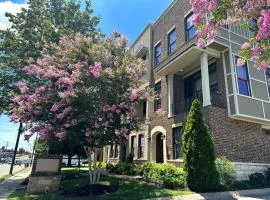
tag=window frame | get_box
[168,28,177,55]
[138,134,144,159]
[235,57,251,96]
[154,42,162,66]
[130,136,136,157]
[185,12,196,41]
[154,81,162,111]
[173,127,183,160]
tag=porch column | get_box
[167,75,174,117]
[200,53,211,107]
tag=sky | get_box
[0,0,172,151]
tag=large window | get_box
[154,81,162,111]
[266,68,270,96]
[131,136,136,157]
[185,12,196,40]
[138,134,144,158]
[236,57,251,96]
[154,43,161,66]
[173,127,182,159]
[109,144,114,158]
[114,144,118,158]
[168,29,177,55]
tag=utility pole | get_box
[9,122,23,175]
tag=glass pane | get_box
[170,42,177,53]
[186,13,195,29]
[236,64,248,80]
[188,26,196,40]
[155,44,161,56]
[209,71,217,86]
[195,78,202,92]
[238,79,250,96]
[169,30,176,45]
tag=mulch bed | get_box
[61,184,119,197]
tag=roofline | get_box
[129,23,152,50]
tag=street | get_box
[0,164,24,177]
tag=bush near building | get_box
[182,99,219,192]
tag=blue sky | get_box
[0,0,172,150]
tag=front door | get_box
[156,133,164,163]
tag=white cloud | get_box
[0,1,28,30]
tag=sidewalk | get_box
[146,188,270,200]
[0,168,30,200]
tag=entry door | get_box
[156,133,164,163]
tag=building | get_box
[104,0,270,180]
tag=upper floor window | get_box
[236,57,251,96]
[266,68,270,96]
[154,81,162,111]
[173,127,182,159]
[138,134,144,159]
[185,12,196,41]
[168,28,177,55]
[154,43,161,66]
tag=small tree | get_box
[182,99,219,192]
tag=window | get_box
[173,127,182,159]
[185,12,196,40]
[131,136,136,157]
[266,68,270,96]
[109,144,114,158]
[236,57,251,96]
[154,43,161,66]
[168,29,176,55]
[143,100,147,119]
[154,81,162,111]
[114,144,118,158]
[138,134,144,158]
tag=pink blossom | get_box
[116,109,121,114]
[89,62,102,78]
[35,85,46,93]
[17,81,28,94]
[62,107,72,115]
[102,105,109,112]
[256,10,270,41]
[94,122,101,129]
[50,103,59,112]
[192,13,204,25]
[129,90,140,102]
[196,38,205,48]
[241,42,251,49]
[56,77,73,85]
[237,58,246,67]
[255,61,268,69]
[56,113,64,119]
[56,131,66,140]
[111,105,117,112]
[103,121,109,128]
[120,127,129,135]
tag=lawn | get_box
[8,168,192,200]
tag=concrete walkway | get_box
[146,188,270,200]
[0,168,30,200]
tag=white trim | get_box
[167,25,176,35]
[172,123,183,128]
[201,53,211,106]
[222,52,231,116]
[154,40,161,47]
[184,9,193,18]
[154,78,162,84]
[231,113,270,124]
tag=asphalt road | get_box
[0,164,24,177]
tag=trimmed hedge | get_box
[106,162,137,175]
[138,162,186,189]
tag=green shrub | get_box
[248,173,266,188]
[106,162,115,173]
[114,162,137,175]
[126,153,134,164]
[139,162,186,189]
[182,99,219,192]
[215,157,236,187]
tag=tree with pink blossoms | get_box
[190,0,270,69]
[10,33,145,184]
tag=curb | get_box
[145,188,270,200]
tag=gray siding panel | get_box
[263,102,270,120]
[250,80,269,101]
[227,75,233,94]
[229,32,249,45]
[237,95,264,118]
[231,43,241,54]
[218,28,229,39]
[224,51,231,74]
[216,37,230,47]
[229,95,236,115]
[248,61,266,82]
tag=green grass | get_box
[8,168,192,200]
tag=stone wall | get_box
[233,162,270,180]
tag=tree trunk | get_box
[9,122,23,175]
[84,146,101,185]
[67,155,72,167]
[119,138,127,163]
